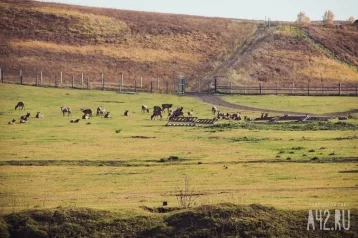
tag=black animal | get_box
[153,106,162,112]
[162,104,173,112]
[80,108,92,118]
[36,112,44,118]
[20,112,30,121]
[96,106,106,116]
[124,110,130,116]
[15,102,25,110]
[104,111,111,118]
[8,119,16,125]
[151,110,162,120]
[61,107,71,116]
[70,119,80,123]
[169,107,184,120]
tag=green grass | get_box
[219,94,358,114]
[0,84,357,215]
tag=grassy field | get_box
[0,84,357,216]
[220,94,358,114]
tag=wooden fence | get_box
[216,82,358,96]
[0,68,178,94]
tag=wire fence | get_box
[1,68,357,96]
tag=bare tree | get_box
[348,16,355,24]
[175,175,200,209]
[297,11,311,27]
[322,10,335,25]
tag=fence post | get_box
[259,82,262,95]
[40,71,42,82]
[121,73,124,89]
[244,83,247,94]
[140,76,142,88]
[81,72,84,85]
[0,68,2,83]
[150,81,153,93]
[101,72,104,90]
[291,82,294,94]
[166,81,169,94]
[60,72,62,84]
[214,78,217,93]
[20,70,23,85]
[157,77,160,90]
[87,78,90,89]
[72,76,74,88]
[338,83,341,96]
[275,82,278,95]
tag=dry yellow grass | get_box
[10,40,203,63]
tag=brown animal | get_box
[124,110,130,116]
[212,106,217,115]
[187,110,193,117]
[153,106,162,112]
[61,107,71,116]
[15,102,25,110]
[8,119,16,125]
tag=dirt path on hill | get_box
[191,93,356,116]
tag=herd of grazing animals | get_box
[8,100,344,126]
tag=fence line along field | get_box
[0,83,357,215]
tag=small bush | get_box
[311,157,319,161]
[308,149,315,152]
[302,154,307,157]
[115,129,122,133]
[286,157,291,160]
[329,152,336,156]
[278,150,285,154]
[319,147,326,150]
[289,151,295,154]
[291,146,305,150]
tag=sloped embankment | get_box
[1,204,357,237]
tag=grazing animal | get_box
[104,111,111,118]
[15,102,25,110]
[124,110,130,116]
[70,119,80,123]
[20,119,27,123]
[36,112,44,118]
[96,106,106,116]
[153,106,162,112]
[187,110,193,117]
[162,104,173,112]
[82,114,90,120]
[61,107,71,116]
[217,111,225,119]
[20,112,30,121]
[151,110,162,120]
[8,119,16,125]
[212,106,217,115]
[80,108,92,118]
[141,105,149,113]
[169,107,184,120]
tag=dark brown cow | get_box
[162,104,173,112]
[15,102,25,110]
[151,110,162,120]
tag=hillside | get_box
[0,0,357,89]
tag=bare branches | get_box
[175,175,200,209]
